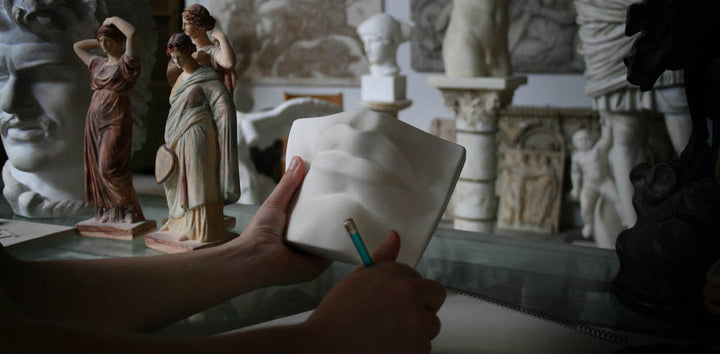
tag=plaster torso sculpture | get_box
[0,0,156,218]
[357,13,412,103]
[284,110,466,266]
[570,120,616,239]
[73,17,151,227]
[442,0,512,77]
[159,33,240,243]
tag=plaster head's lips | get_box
[1,117,49,142]
[312,150,409,190]
[313,122,413,188]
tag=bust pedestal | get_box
[360,99,412,119]
[428,75,527,233]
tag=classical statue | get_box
[73,17,145,225]
[153,33,240,247]
[442,0,512,77]
[575,0,691,229]
[357,13,412,105]
[611,0,720,320]
[0,0,156,218]
[569,119,616,239]
[357,13,412,77]
[167,4,236,95]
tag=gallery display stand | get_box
[360,99,412,119]
[144,215,237,253]
[76,219,156,240]
[428,75,527,233]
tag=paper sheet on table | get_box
[233,292,621,353]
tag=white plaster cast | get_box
[570,121,618,240]
[0,0,156,218]
[442,0,512,78]
[285,110,465,266]
[357,13,412,77]
[236,97,342,204]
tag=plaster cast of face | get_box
[0,42,87,176]
[285,110,465,266]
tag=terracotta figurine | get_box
[73,17,155,239]
[147,33,239,252]
[167,4,236,94]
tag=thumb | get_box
[372,230,401,263]
[353,230,400,272]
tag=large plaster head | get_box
[356,13,412,77]
[0,26,89,173]
[285,110,465,266]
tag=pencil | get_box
[343,218,374,267]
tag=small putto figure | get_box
[570,119,616,239]
[147,33,240,252]
[73,16,155,239]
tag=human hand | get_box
[304,231,446,354]
[102,16,118,27]
[223,156,331,287]
[704,260,720,317]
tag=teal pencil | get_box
[343,218,374,267]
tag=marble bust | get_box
[357,13,412,77]
[284,110,466,266]
[442,0,512,77]
[357,13,412,103]
[0,0,156,218]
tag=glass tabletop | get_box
[5,194,719,347]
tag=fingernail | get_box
[287,156,300,172]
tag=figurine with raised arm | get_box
[72,16,155,239]
[166,4,236,94]
[146,33,240,253]
[570,118,617,241]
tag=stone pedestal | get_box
[361,99,412,119]
[76,219,157,240]
[428,76,527,233]
[361,75,406,102]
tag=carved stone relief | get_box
[497,148,564,233]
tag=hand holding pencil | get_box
[306,230,446,354]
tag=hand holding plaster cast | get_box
[570,118,616,239]
[357,13,412,77]
[442,0,512,77]
[285,110,465,266]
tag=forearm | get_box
[211,31,236,69]
[4,243,267,332]
[5,315,325,354]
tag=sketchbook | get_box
[235,291,621,353]
[0,219,75,252]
